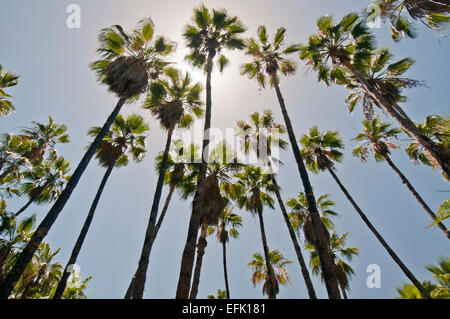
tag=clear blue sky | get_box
[0,0,448,299]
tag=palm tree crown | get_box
[0,65,19,117]
[183,5,246,71]
[353,117,401,162]
[241,25,299,87]
[88,114,149,169]
[144,67,204,131]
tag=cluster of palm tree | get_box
[0,2,448,299]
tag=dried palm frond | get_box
[104,56,149,98]
[199,175,226,226]
[151,100,184,130]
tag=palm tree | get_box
[353,118,449,238]
[405,115,450,179]
[235,166,280,299]
[15,155,71,217]
[208,207,243,299]
[0,18,172,299]
[0,65,19,117]
[367,0,450,41]
[188,143,240,299]
[241,25,341,298]
[53,114,149,299]
[299,125,431,298]
[127,68,203,299]
[306,232,359,299]
[248,248,292,299]
[176,5,246,299]
[236,110,317,299]
[0,117,70,184]
[397,256,450,299]
[287,192,339,237]
[299,13,449,179]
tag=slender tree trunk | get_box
[14,198,34,217]
[176,54,213,299]
[271,174,317,299]
[326,166,431,299]
[383,154,449,239]
[341,59,449,179]
[189,222,208,299]
[270,73,341,299]
[53,164,114,299]
[128,128,174,299]
[222,238,230,299]
[124,184,176,299]
[0,97,126,299]
[256,210,276,299]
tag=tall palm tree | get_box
[53,114,148,299]
[368,0,450,41]
[299,13,449,179]
[0,65,19,117]
[235,166,279,299]
[176,5,246,299]
[299,125,431,298]
[127,68,203,299]
[237,110,317,299]
[0,18,172,299]
[208,207,243,299]
[306,232,359,299]
[188,143,240,299]
[241,25,341,298]
[248,248,292,299]
[353,118,449,238]
[15,155,71,217]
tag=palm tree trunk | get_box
[176,54,214,299]
[189,222,208,299]
[0,97,126,299]
[14,198,34,217]
[270,73,341,299]
[222,238,231,299]
[383,154,449,239]
[340,59,449,179]
[256,210,276,299]
[326,166,431,299]
[270,174,317,299]
[124,183,176,299]
[128,127,174,299]
[53,164,114,299]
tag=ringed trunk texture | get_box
[271,174,317,299]
[176,54,214,299]
[0,97,126,299]
[383,154,449,239]
[189,222,208,299]
[341,59,450,179]
[128,128,174,299]
[270,73,341,299]
[53,164,114,299]
[327,166,431,299]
